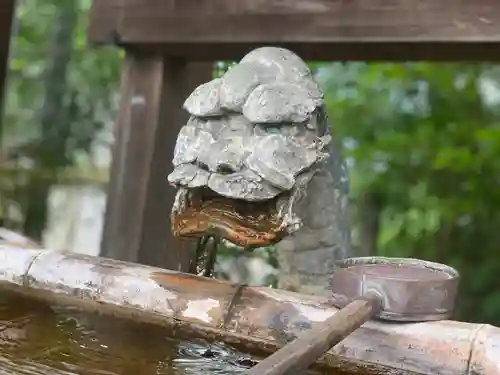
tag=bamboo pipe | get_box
[0,240,498,375]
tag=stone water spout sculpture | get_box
[168,47,350,296]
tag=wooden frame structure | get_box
[3,0,500,271]
[88,0,500,61]
[86,0,500,271]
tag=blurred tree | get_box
[22,0,78,239]
[320,62,500,324]
[0,0,122,238]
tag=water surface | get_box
[0,292,260,375]
[0,291,346,375]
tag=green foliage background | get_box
[321,62,500,325]
[2,1,500,325]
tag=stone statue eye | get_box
[216,165,235,175]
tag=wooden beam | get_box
[0,0,15,109]
[87,0,500,61]
[99,54,213,270]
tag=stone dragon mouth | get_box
[171,186,284,248]
[168,47,332,248]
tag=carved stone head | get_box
[168,47,336,248]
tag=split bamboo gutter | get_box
[0,235,498,375]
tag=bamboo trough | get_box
[0,233,498,375]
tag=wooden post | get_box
[0,0,15,121]
[99,53,213,270]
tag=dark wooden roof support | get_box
[88,0,500,61]
[99,54,212,270]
